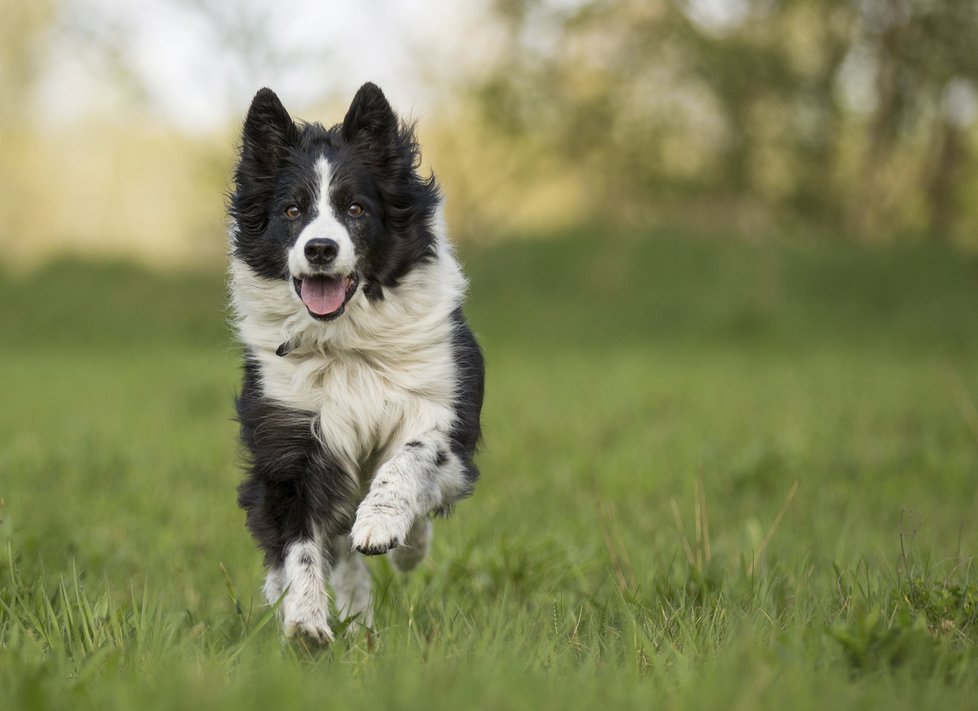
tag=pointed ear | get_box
[240,88,297,174]
[341,82,398,143]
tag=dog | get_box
[227,83,484,644]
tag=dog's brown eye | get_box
[285,205,301,220]
[348,203,364,218]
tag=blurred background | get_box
[3,3,978,702]
[2,0,978,266]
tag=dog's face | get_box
[230,83,439,321]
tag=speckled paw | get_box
[284,617,334,647]
[350,506,410,556]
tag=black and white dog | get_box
[228,83,484,644]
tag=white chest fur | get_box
[229,235,467,481]
[256,329,457,478]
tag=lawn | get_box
[2,231,977,709]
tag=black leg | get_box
[235,357,357,568]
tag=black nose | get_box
[304,238,339,266]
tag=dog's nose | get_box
[304,238,339,266]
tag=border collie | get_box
[227,83,484,644]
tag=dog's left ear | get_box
[341,82,398,144]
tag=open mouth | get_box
[293,273,359,320]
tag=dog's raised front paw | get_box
[350,504,411,555]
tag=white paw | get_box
[350,503,412,555]
[283,612,334,647]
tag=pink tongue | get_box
[300,276,348,315]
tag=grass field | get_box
[2,231,978,709]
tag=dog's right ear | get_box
[342,82,398,146]
[240,88,297,174]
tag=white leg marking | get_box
[263,566,285,607]
[281,536,333,644]
[351,437,466,555]
[329,541,374,631]
[389,517,433,573]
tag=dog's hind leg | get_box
[388,517,432,572]
[328,537,373,631]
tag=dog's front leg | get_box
[279,531,333,644]
[257,539,333,645]
[260,528,334,644]
[237,386,359,645]
[351,437,468,555]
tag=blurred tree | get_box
[854,0,978,238]
[475,0,978,240]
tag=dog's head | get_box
[229,83,440,322]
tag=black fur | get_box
[449,309,485,486]
[229,83,441,298]
[230,84,484,586]
[235,356,357,567]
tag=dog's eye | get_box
[347,203,364,218]
[285,205,301,220]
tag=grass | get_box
[1,230,978,709]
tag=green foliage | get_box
[2,232,978,708]
[904,577,978,637]
[828,572,978,679]
[829,606,948,676]
[477,0,978,239]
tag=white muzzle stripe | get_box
[287,157,357,278]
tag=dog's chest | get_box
[259,342,456,477]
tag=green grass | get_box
[2,231,978,709]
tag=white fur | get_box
[330,542,374,630]
[280,534,333,644]
[231,185,469,634]
[350,437,467,552]
[262,565,285,605]
[287,158,357,278]
[230,206,467,480]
